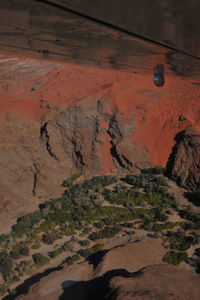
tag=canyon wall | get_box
[0,54,199,224]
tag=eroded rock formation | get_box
[14,239,200,300]
[0,54,200,223]
[167,127,200,188]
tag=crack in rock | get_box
[32,163,40,196]
[40,121,58,161]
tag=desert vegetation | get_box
[0,169,200,296]
[163,251,188,265]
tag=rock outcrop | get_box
[14,239,200,300]
[109,264,200,300]
[0,98,150,226]
[167,127,200,188]
[14,238,166,300]
[0,53,200,224]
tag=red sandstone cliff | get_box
[0,54,199,223]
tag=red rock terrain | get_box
[14,239,200,300]
[14,239,166,300]
[109,264,200,300]
[0,53,199,224]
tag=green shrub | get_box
[180,209,200,230]
[0,284,7,296]
[62,241,74,252]
[102,218,116,226]
[13,275,20,282]
[10,249,21,259]
[94,221,105,228]
[141,166,166,175]
[105,191,142,206]
[78,243,104,258]
[32,253,49,266]
[62,173,83,187]
[12,211,43,237]
[19,246,29,256]
[0,251,9,260]
[79,240,90,247]
[31,241,41,249]
[89,225,121,241]
[42,232,59,245]
[15,260,33,275]
[169,236,193,251]
[152,222,178,232]
[37,220,55,233]
[123,174,149,187]
[82,227,92,235]
[92,243,104,252]
[63,254,80,265]
[121,222,134,228]
[62,228,76,236]
[141,218,154,231]
[10,242,30,259]
[0,257,13,279]
[48,247,63,258]
[154,176,168,187]
[163,251,188,265]
[85,175,117,187]
[45,209,72,225]
[0,234,9,246]
[105,185,175,211]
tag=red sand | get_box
[0,54,199,167]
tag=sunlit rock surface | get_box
[0,54,199,223]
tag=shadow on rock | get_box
[3,267,61,300]
[166,130,185,181]
[59,269,132,300]
[87,249,108,269]
[183,190,200,206]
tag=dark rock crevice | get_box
[107,113,136,171]
[32,163,40,196]
[74,149,85,169]
[110,144,134,170]
[40,122,58,161]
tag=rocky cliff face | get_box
[0,54,199,224]
[167,127,200,188]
